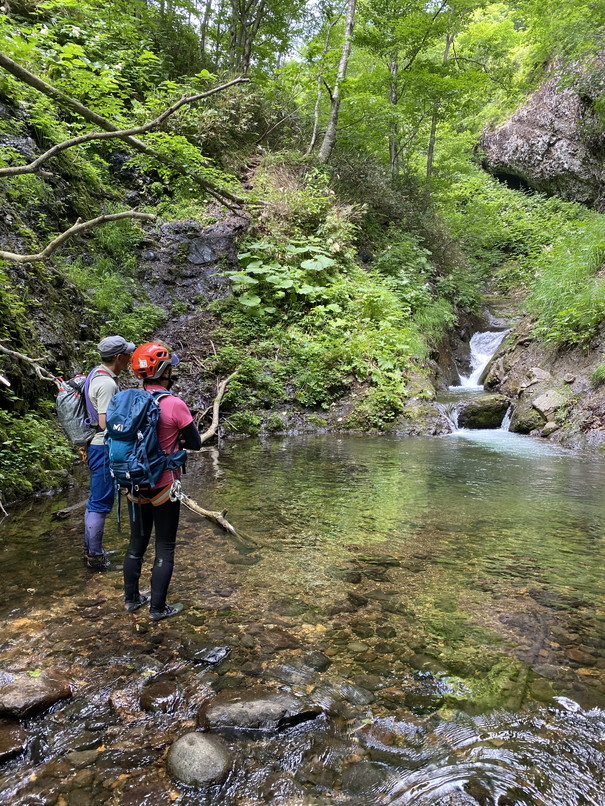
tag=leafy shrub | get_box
[527,216,605,345]
[0,409,74,502]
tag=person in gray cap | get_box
[83,335,135,570]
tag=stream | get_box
[0,431,604,804]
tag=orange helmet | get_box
[131,342,179,380]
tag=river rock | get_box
[0,720,28,763]
[341,761,393,795]
[541,421,559,437]
[167,732,233,786]
[532,389,569,417]
[140,675,180,713]
[509,403,546,434]
[0,671,72,718]
[457,394,509,429]
[198,687,320,734]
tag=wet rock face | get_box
[0,671,72,718]
[167,732,233,787]
[0,720,28,763]
[481,55,605,209]
[457,394,509,429]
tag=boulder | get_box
[457,394,509,429]
[167,732,232,786]
[198,687,321,735]
[509,404,546,434]
[0,671,72,718]
[532,389,569,418]
[481,55,605,208]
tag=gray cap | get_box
[97,335,135,359]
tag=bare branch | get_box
[198,372,238,444]
[0,78,251,179]
[0,211,156,264]
[0,342,60,387]
[0,53,249,208]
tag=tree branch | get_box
[0,53,249,208]
[197,372,238,444]
[0,342,60,387]
[0,78,251,178]
[0,211,156,263]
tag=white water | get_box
[449,330,507,392]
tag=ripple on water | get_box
[379,703,605,805]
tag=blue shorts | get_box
[86,443,115,514]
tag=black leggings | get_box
[123,497,181,612]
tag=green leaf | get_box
[301,256,336,271]
[28,670,42,677]
[277,279,294,289]
[239,293,262,307]
[298,284,317,294]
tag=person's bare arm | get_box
[98,413,107,430]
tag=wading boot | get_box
[85,553,122,572]
[149,603,184,622]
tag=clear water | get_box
[0,432,604,804]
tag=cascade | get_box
[449,330,507,391]
[437,329,510,431]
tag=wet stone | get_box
[167,732,233,787]
[180,641,232,666]
[341,760,393,795]
[303,652,331,672]
[341,682,375,706]
[0,719,27,763]
[140,675,181,713]
[0,671,72,718]
[256,627,301,651]
[198,686,320,735]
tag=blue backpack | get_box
[105,388,187,491]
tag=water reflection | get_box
[1,433,605,804]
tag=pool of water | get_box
[0,432,604,804]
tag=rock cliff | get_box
[481,54,605,209]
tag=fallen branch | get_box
[198,371,238,444]
[0,341,60,386]
[0,78,250,178]
[52,499,87,520]
[0,53,248,208]
[0,211,156,263]
[179,492,259,547]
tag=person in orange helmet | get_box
[123,342,201,621]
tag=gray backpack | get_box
[56,368,111,446]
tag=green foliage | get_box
[437,170,591,290]
[0,408,74,501]
[527,216,605,345]
[224,411,263,435]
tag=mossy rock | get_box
[457,394,509,429]
[509,403,546,434]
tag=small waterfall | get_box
[501,404,513,431]
[449,330,507,392]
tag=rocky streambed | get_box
[1,435,605,805]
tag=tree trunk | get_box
[306,12,340,157]
[317,0,356,164]
[426,33,453,180]
[388,56,399,179]
[200,0,213,58]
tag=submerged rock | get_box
[457,394,509,429]
[167,732,233,786]
[140,675,181,713]
[0,671,72,718]
[198,686,321,734]
[0,720,28,763]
